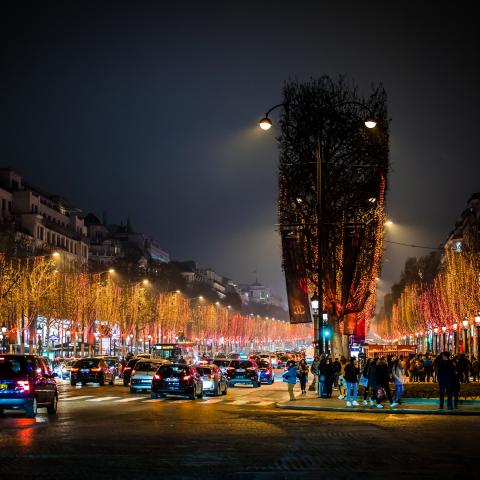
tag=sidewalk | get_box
[276,389,480,415]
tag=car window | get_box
[0,356,27,377]
[196,367,212,375]
[75,359,100,368]
[257,360,270,368]
[230,360,253,369]
[127,359,139,368]
[135,362,160,372]
[158,365,189,376]
[38,358,51,375]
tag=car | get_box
[257,359,275,384]
[212,358,230,374]
[195,364,228,396]
[227,352,240,360]
[70,357,115,386]
[226,359,260,388]
[0,354,58,418]
[151,363,203,400]
[130,360,164,393]
[60,359,78,380]
[122,358,140,386]
[95,356,120,378]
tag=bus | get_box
[151,342,195,363]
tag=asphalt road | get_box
[1,373,478,480]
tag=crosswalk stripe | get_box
[60,395,94,401]
[86,396,121,402]
[229,399,249,405]
[142,399,165,402]
[199,398,224,404]
[254,401,274,407]
[114,396,149,403]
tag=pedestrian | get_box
[178,355,187,365]
[309,355,320,391]
[423,354,433,382]
[458,354,470,383]
[297,358,309,395]
[392,357,405,404]
[320,358,335,398]
[344,357,359,407]
[332,357,341,390]
[437,351,455,410]
[282,360,298,401]
[452,356,461,409]
[471,356,480,382]
[362,358,375,406]
[375,356,398,408]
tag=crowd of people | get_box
[283,350,477,410]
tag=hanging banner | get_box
[283,234,312,324]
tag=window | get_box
[1,199,5,211]
[8,201,12,211]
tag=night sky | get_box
[2,2,479,303]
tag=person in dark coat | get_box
[320,358,335,398]
[375,356,397,408]
[437,351,455,410]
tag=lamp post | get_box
[129,333,134,354]
[433,327,439,354]
[453,323,458,354]
[1,325,6,353]
[462,319,469,354]
[259,100,376,358]
[475,315,480,359]
[148,334,152,354]
[311,293,322,354]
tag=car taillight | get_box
[247,367,256,371]
[210,374,218,380]
[227,367,234,371]
[71,367,79,372]
[154,374,161,380]
[90,367,101,372]
[132,370,136,375]
[124,367,131,371]
[183,375,191,381]
[16,380,30,391]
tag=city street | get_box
[1,373,478,479]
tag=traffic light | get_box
[324,328,331,338]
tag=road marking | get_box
[85,396,121,402]
[142,398,165,402]
[114,396,149,403]
[254,401,275,407]
[199,398,224,404]
[229,399,249,405]
[60,395,94,401]
[35,416,48,423]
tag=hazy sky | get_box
[2,1,479,302]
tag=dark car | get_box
[0,354,58,418]
[226,360,260,388]
[122,358,139,386]
[257,359,275,384]
[96,356,120,378]
[70,358,115,386]
[195,364,228,396]
[151,363,203,400]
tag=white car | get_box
[130,360,164,393]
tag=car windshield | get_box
[213,360,229,367]
[75,359,100,368]
[158,365,189,376]
[230,361,253,369]
[66,360,77,366]
[257,360,270,369]
[0,356,27,378]
[196,367,212,375]
[127,359,138,368]
[135,362,160,372]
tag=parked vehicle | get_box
[0,354,58,418]
[70,358,115,386]
[195,364,228,396]
[122,358,140,386]
[226,360,260,388]
[257,359,275,384]
[151,363,203,400]
[130,360,164,393]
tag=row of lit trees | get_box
[375,247,480,345]
[0,254,312,356]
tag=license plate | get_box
[166,378,178,383]
[0,384,7,390]
[236,369,245,372]
[81,369,89,373]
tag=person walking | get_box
[423,354,433,382]
[320,358,335,398]
[392,358,405,404]
[375,356,398,408]
[437,351,455,410]
[362,358,376,406]
[297,358,309,395]
[283,360,298,401]
[471,356,480,382]
[309,355,320,391]
[344,357,360,407]
[332,357,341,390]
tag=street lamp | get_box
[475,315,480,359]
[462,319,469,354]
[452,322,458,354]
[441,326,447,352]
[433,326,439,353]
[260,99,377,359]
[148,334,152,353]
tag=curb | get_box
[275,403,480,415]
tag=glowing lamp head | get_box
[433,327,439,334]
[259,117,272,130]
[384,220,393,226]
[364,119,377,129]
[463,319,469,328]
[441,326,447,333]
[453,323,458,330]
[108,268,115,274]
